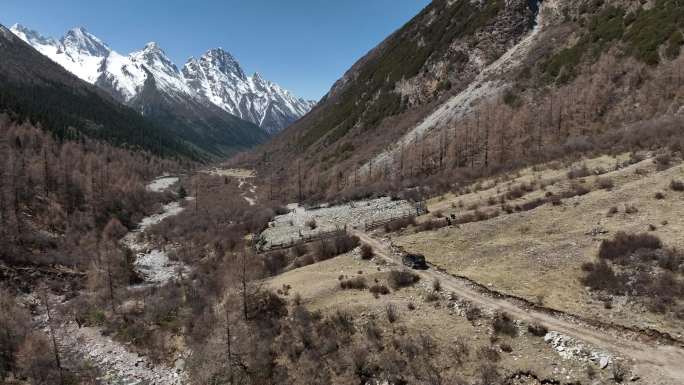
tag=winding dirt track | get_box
[352,230,684,385]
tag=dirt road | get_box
[352,230,684,385]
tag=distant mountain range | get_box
[11,24,316,135]
[0,23,198,159]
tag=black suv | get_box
[402,253,428,269]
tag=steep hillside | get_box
[255,0,538,183]
[0,24,197,159]
[252,0,684,203]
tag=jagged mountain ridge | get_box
[183,48,316,134]
[0,23,199,159]
[10,24,314,133]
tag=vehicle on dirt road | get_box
[402,253,428,269]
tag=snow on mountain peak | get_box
[61,26,110,57]
[10,24,56,46]
[200,47,246,80]
[11,23,315,133]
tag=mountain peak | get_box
[61,26,110,57]
[199,47,246,79]
[144,41,161,52]
[10,23,55,46]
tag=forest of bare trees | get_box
[265,51,684,204]
[0,114,185,268]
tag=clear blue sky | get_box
[2,0,430,100]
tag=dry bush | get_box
[360,244,374,260]
[567,164,591,179]
[671,180,684,191]
[612,362,628,383]
[417,219,448,232]
[596,176,615,190]
[340,277,367,290]
[519,198,546,212]
[330,310,355,334]
[561,182,591,199]
[599,232,662,261]
[384,216,416,232]
[0,290,32,380]
[655,191,666,200]
[388,270,420,290]
[625,204,639,214]
[425,292,440,302]
[294,254,315,268]
[364,321,383,346]
[315,234,359,261]
[655,153,673,171]
[581,260,625,294]
[491,312,517,337]
[306,219,317,230]
[370,284,390,297]
[262,251,288,276]
[385,304,398,323]
[465,303,482,322]
[477,346,501,363]
[291,243,308,258]
[15,333,60,385]
[432,278,441,292]
[607,206,619,217]
[500,343,513,353]
[527,322,548,337]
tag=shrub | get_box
[388,270,420,290]
[607,206,619,217]
[386,304,398,323]
[527,322,548,337]
[598,232,662,260]
[360,244,374,260]
[369,284,390,296]
[520,198,546,211]
[465,304,482,322]
[384,216,416,232]
[291,243,309,258]
[625,204,639,214]
[294,254,315,268]
[340,277,367,290]
[334,234,360,254]
[671,180,684,192]
[477,346,500,362]
[500,343,513,353]
[655,153,672,171]
[492,312,517,337]
[567,164,591,179]
[417,219,449,232]
[306,218,317,230]
[262,251,288,276]
[432,278,441,292]
[612,362,628,383]
[581,261,625,294]
[425,292,440,302]
[596,177,614,190]
[655,192,666,200]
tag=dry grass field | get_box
[394,152,684,338]
[265,252,618,384]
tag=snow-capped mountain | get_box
[10,23,269,157]
[9,24,314,133]
[183,48,316,134]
